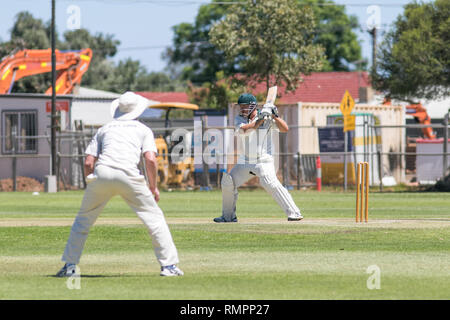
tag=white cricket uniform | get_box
[221,115,301,221]
[62,120,179,267]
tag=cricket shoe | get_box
[287,212,304,221]
[213,216,238,223]
[160,265,184,277]
[55,263,78,277]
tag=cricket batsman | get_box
[214,92,303,223]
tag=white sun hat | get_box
[110,91,150,121]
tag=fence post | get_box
[316,156,322,191]
[201,116,210,189]
[377,150,383,192]
[75,120,86,189]
[443,111,449,179]
[216,162,220,189]
[282,132,288,187]
[12,130,17,192]
[296,152,301,190]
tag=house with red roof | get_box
[246,71,373,104]
[136,71,374,106]
[135,91,190,103]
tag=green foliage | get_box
[165,0,363,86]
[0,12,54,93]
[209,0,324,92]
[304,0,363,71]
[0,11,184,94]
[371,0,450,101]
[186,71,242,109]
[163,0,233,85]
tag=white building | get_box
[0,87,161,186]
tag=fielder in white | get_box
[56,92,183,277]
[214,93,303,223]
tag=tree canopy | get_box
[163,1,233,85]
[209,0,324,92]
[0,11,183,94]
[165,0,363,84]
[371,0,449,101]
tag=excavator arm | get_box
[406,103,436,139]
[0,48,92,94]
[383,98,436,140]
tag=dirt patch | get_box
[0,177,44,192]
[0,176,78,192]
[0,217,449,229]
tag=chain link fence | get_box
[0,119,449,192]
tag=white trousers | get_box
[222,160,301,221]
[62,164,179,267]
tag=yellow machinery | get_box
[148,102,199,187]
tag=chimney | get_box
[358,87,374,103]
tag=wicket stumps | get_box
[356,162,369,222]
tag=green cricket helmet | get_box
[237,93,257,118]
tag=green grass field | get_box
[0,189,449,300]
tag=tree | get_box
[165,0,363,84]
[136,72,185,92]
[0,12,54,93]
[371,0,449,101]
[163,0,233,85]
[1,11,185,94]
[186,71,245,109]
[60,28,120,91]
[0,12,121,93]
[209,0,324,92]
[10,11,52,49]
[305,0,363,71]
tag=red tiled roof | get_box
[135,91,190,103]
[136,72,370,105]
[248,71,370,104]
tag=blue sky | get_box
[1,0,417,73]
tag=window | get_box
[2,110,38,154]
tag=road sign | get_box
[343,114,356,132]
[340,90,355,115]
[340,90,355,131]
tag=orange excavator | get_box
[405,102,436,139]
[0,48,92,94]
[383,98,436,139]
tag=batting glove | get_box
[272,105,279,118]
[260,103,274,120]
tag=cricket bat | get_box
[260,86,278,120]
[265,86,277,104]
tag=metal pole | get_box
[201,116,210,189]
[344,131,348,191]
[12,130,17,192]
[216,162,220,189]
[369,27,377,73]
[51,0,57,177]
[444,111,449,178]
[377,150,383,192]
[296,152,300,190]
[282,132,288,187]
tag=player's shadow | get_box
[47,274,130,278]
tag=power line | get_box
[56,0,412,7]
